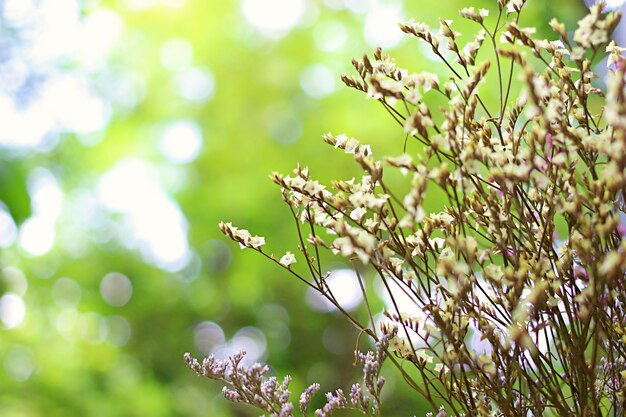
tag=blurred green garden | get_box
[0,0,595,416]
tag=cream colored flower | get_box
[248,236,265,249]
[279,252,296,267]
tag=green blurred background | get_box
[0,0,592,416]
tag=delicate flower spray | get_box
[187,1,626,415]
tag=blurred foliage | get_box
[0,0,590,416]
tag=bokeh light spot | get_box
[0,206,17,248]
[49,76,111,134]
[17,169,64,256]
[214,326,267,365]
[300,64,336,98]
[322,0,344,10]
[1,267,28,296]
[124,0,159,11]
[4,345,34,382]
[0,0,116,151]
[52,277,82,308]
[29,169,63,220]
[0,59,29,95]
[376,277,425,319]
[98,159,191,271]
[159,120,203,164]
[78,311,107,344]
[172,67,215,102]
[75,9,124,69]
[18,218,55,256]
[0,294,26,329]
[306,269,362,312]
[100,272,133,307]
[585,0,626,9]
[194,321,226,354]
[313,21,348,52]
[106,315,132,346]
[607,0,626,7]
[268,111,303,145]
[3,0,37,26]
[343,0,374,14]
[230,327,267,364]
[55,307,79,339]
[160,38,194,71]
[242,0,307,38]
[364,3,404,48]
[107,73,147,113]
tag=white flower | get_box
[421,72,439,92]
[287,176,306,189]
[248,235,265,248]
[405,87,421,105]
[349,207,367,222]
[356,231,376,252]
[429,237,445,249]
[235,229,252,249]
[304,180,325,195]
[506,0,524,14]
[334,134,348,148]
[357,144,372,157]
[434,363,449,374]
[234,228,250,240]
[402,20,430,36]
[460,7,481,22]
[345,138,360,154]
[416,350,434,364]
[589,29,608,45]
[606,40,626,68]
[279,251,297,267]
[389,335,413,358]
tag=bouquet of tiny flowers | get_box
[187,1,626,416]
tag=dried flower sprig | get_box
[185,352,295,416]
[185,328,395,417]
[198,1,626,416]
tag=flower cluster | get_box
[185,352,294,417]
[185,330,394,417]
[219,222,265,249]
[202,1,626,416]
